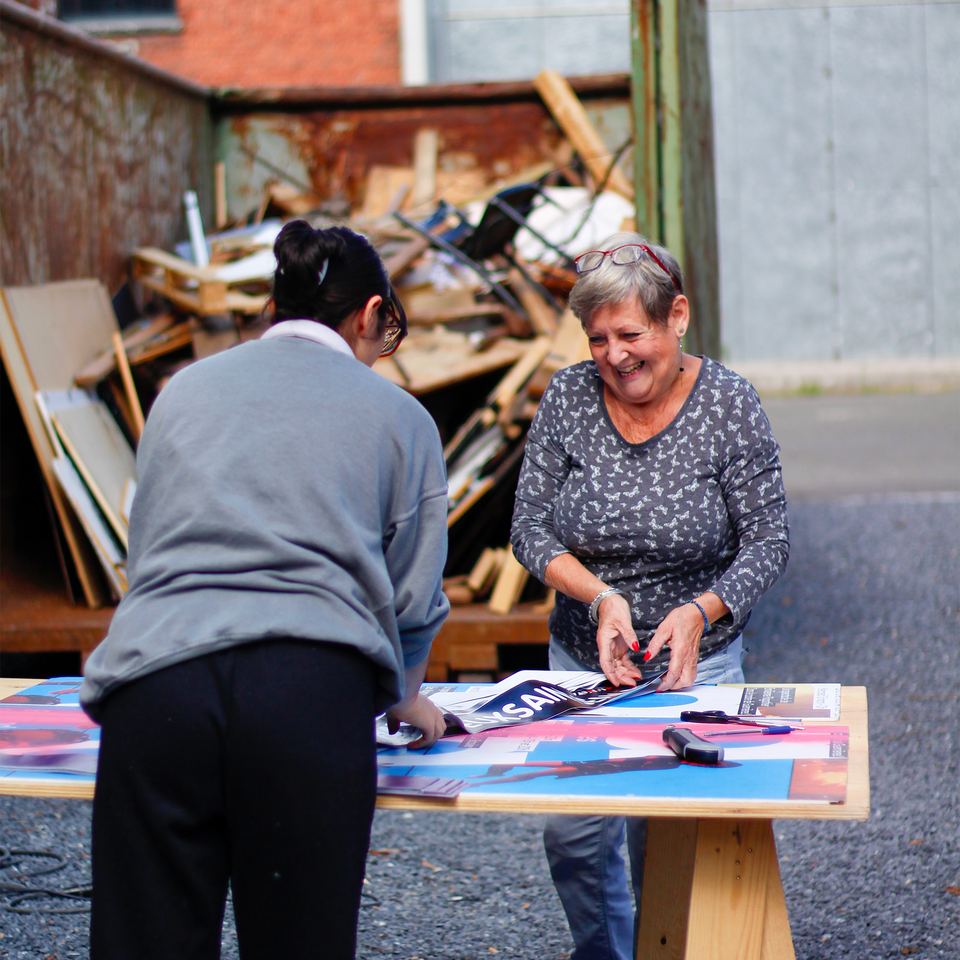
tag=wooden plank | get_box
[508,267,559,336]
[636,818,698,959]
[488,546,529,615]
[384,235,430,280]
[759,839,796,960]
[51,397,137,550]
[630,0,659,238]
[447,641,499,672]
[660,1,684,261]
[74,314,176,387]
[683,819,774,960]
[112,332,144,441]
[0,571,113,657]
[677,0,721,359]
[403,286,481,321]
[51,457,127,601]
[412,128,439,206]
[534,70,634,200]
[490,335,553,412]
[840,686,870,819]
[0,286,110,607]
[362,165,415,219]
[466,547,500,593]
[0,679,37,698]
[371,333,530,396]
[215,161,228,230]
[446,476,494,528]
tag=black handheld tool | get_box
[662,725,724,764]
[680,709,798,729]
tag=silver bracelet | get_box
[589,588,630,625]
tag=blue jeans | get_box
[543,637,745,960]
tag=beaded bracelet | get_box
[687,600,710,634]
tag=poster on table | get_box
[1,676,846,803]
[378,675,847,804]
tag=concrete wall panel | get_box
[925,2,960,354]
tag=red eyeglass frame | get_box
[574,244,681,294]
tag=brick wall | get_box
[117,0,400,88]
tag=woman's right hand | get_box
[386,693,447,750]
[596,593,645,687]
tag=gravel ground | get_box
[2,495,958,959]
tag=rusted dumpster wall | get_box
[0,2,213,295]
[213,77,632,220]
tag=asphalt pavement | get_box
[2,389,958,960]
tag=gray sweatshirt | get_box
[511,357,788,671]
[81,335,450,718]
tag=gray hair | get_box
[568,231,683,327]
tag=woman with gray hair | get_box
[510,233,789,960]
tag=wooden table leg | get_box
[636,819,794,960]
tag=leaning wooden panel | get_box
[52,398,137,550]
[3,279,117,392]
[0,290,108,606]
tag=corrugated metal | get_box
[0,2,213,294]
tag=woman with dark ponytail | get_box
[82,221,449,959]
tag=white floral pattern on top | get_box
[510,357,789,672]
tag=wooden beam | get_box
[534,70,634,200]
[111,332,144,441]
[488,546,529,615]
[677,0,721,359]
[412,127,439,206]
[630,0,659,239]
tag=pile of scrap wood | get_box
[1,71,626,615]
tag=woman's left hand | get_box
[644,603,706,691]
[596,593,646,687]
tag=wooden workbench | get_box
[0,675,869,959]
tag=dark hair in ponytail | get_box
[268,221,405,335]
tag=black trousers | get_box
[90,639,379,960]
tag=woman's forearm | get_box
[689,591,730,627]
[543,553,609,605]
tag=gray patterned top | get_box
[510,357,789,672]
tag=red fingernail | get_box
[632,642,640,652]
[643,651,651,661]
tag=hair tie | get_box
[317,259,329,286]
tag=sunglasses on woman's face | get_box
[379,302,406,358]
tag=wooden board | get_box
[638,818,791,960]
[487,546,529,615]
[412,128,439,206]
[362,165,415,219]
[3,280,118,390]
[372,332,530,395]
[50,395,137,550]
[52,457,127,600]
[0,284,113,607]
[36,391,126,599]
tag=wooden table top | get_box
[0,678,869,821]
